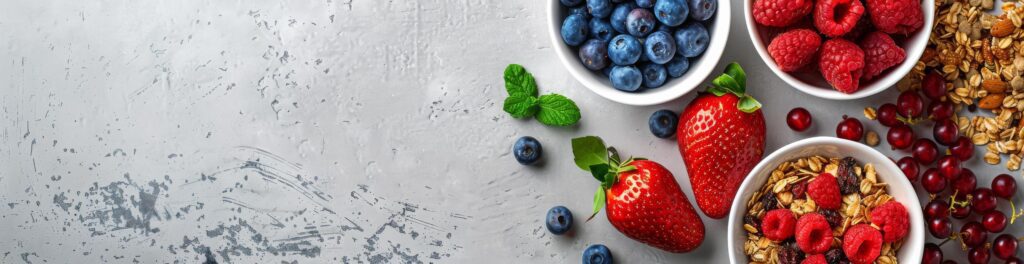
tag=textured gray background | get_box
[0,0,1020,263]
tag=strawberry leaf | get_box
[707,86,729,96]
[589,187,606,221]
[572,136,608,171]
[589,164,610,182]
[602,171,616,189]
[712,74,742,95]
[724,62,746,91]
[617,165,636,173]
[737,96,762,113]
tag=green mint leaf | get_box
[536,94,581,126]
[502,94,539,118]
[724,62,746,92]
[572,136,608,171]
[737,96,763,113]
[504,64,538,97]
[602,171,616,189]
[589,164,610,182]
[712,74,742,95]
[589,187,606,221]
[707,86,729,96]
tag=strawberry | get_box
[572,136,705,253]
[677,63,766,219]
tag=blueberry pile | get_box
[560,0,717,92]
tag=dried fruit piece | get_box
[768,29,823,72]
[814,0,866,37]
[819,209,842,228]
[819,39,865,94]
[836,157,860,194]
[865,0,924,35]
[860,32,906,80]
[779,239,805,264]
[753,0,814,27]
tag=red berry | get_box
[770,29,823,72]
[972,188,997,214]
[836,115,865,141]
[897,90,924,119]
[928,100,955,121]
[937,155,961,180]
[928,216,952,238]
[877,103,900,127]
[896,156,919,181]
[802,254,827,264]
[992,174,1017,199]
[952,169,978,198]
[819,39,865,94]
[870,201,909,242]
[968,246,991,264]
[924,200,949,219]
[860,32,906,80]
[913,138,940,165]
[960,221,988,248]
[950,137,974,161]
[922,71,948,100]
[797,213,833,254]
[994,234,1020,260]
[865,0,925,35]
[1008,257,1024,264]
[983,211,1008,233]
[923,243,943,264]
[753,0,814,27]
[921,168,947,194]
[763,209,798,241]
[808,173,842,210]
[842,224,882,264]
[934,119,960,146]
[887,124,916,150]
[787,107,814,132]
[814,0,865,37]
[952,205,971,219]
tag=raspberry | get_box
[819,39,865,94]
[796,213,833,254]
[753,0,814,27]
[869,201,909,242]
[842,224,882,264]
[763,209,798,241]
[768,29,822,72]
[860,32,906,80]
[807,173,842,210]
[814,0,865,37]
[801,254,826,264]
[866,0,924,35]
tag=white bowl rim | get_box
[726,136,925,263]
[547,0,731,106]
[742,0,936,100]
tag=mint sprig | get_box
[571,136,642,221]
[709,62,762,113]
[502,64,581,126]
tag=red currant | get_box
[922,71,947,100]
[877,103,901,127]
[952,169,978,199]
[949,136,974,161]
[972,188,997,214]
[836,115,864,141]
[913,138,940,165]
[934,119,960,146]
[923,243,944,264]
[952,205,971,219]
[897,156,919,181]
[992,174,1017,199]
[897,90,925,118]
[937,155,961,180]
[925,199,950,219]
[968,246,991,264]
[983,211,1008,233]
[787,107,812,132]
[961,221,988,248]
[994,234,1019,260]
[922,168,947,194]
[887,124,916,150]
[929,216,952,238]
[928,100,954,121]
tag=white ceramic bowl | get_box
[547,1,730,106]
[726,137,924,263]
[744,1,935,100]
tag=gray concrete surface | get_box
[0,0,1020,263]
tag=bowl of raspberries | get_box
[549,0,729,106]
[727,137,925,264]
[744,0,935,100]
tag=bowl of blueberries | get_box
[549,0,728,106]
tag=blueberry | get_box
[570,6,591,19]
[561,0,585,7]
[609,3,636,33]
[512,136,542,165]
[643,31,675,64]
[653,0,689,26]
[665,56,690,77]
[561,14,590,46]
[641,63,668,88]
[589,19,615,42]
[545,206,573,235]
[675,22,709,57]
[688,0,716,21]
[625,8,656,37]
[648,109,679,138]
[609,65,643,92]
[587,0,613,18]
[602,66,613,76]
[582,244,613,264]
[636,0,655,8]
[607,34,641,65]
[579,40,610,71]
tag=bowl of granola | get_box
[727,137,924,263]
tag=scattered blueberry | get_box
[609,3,635,33]
[641,63,668,88]
[607,34,641,65]
[648,109,679,138]
[589,19,615,42]
[569,6,591,19]
[636,0,655,8]
[513,136,542,165]
[665,56,690,77]
[545,206,573,235]
[643,31,676,64]
[561,14,590,46]
[579,40,610,71]
[688,0,716,21]
[625,9,656,37]
[561,0,585,7]
[675,22,709,57]
[587,0,613,18]
[653,0,690,26]
[582,244,613,264]
[609,65,643,92]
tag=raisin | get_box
[744,214,761,234]
[826,248,849,264]
[792,180,808,199]
[760,192,779,211]
[778,239,804,264]
[836,157,861,195]
[819,209,842,228]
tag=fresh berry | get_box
[928,100,954,121]
[937,155,961,180]
[752,0,813,27]
[587,0,613,18]
[819,39,865,93]
[644,31,676,64]
[897,156,918,181]
[933,119,960,146]
[865,0,924,35]
[951,205,971,219]
[649,109,679,138]
[994,234,1019,260]
[787,107,813,132]
[968,245,990,264]
[819,209,842,228]
[653,0,689,26]
[796,213,833,254]
[675,22,710,58]
[825,248,847,263]
[972,188,997,214]
[921,168,946,194]
[608,34,642,65]
[923,243,944,264]
[1009,257,1024,264]
[924,200,949,219]
[582,244,613,264]
[590,19,615,42]
[836,157,861,194]
[688,0,716,21]
[546,206,574,235]
[626,8,656,37]
[860,32,906,80]
[869,201,909,242]
[913,138,939,165]
[887,124,915,150]
[896,90,924,119]
[842,224,882,264]
[636,0,655,8]
[876,103,900,127]
[952,169,977,198]
[983,211,1008,233]
[922,71,947,100]
[666,56,691,78]
[609,3,635,33]
[561,14,590,46]
[609,65,643,92]
[992,174,1017,199]
[960,221,988,248]
[836,115,864,141]
[928,216,952,238]
[802,254,826,264]
[562,0,585,7]
[641,63,668,88]
[808,173,842,210]
[768,29,822,72]
[763,209,798,241]
[580,40,610,70]
[513,136,543,165]
[570,6,591,19]
[950,137,974,161]
[814,0,865,37]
